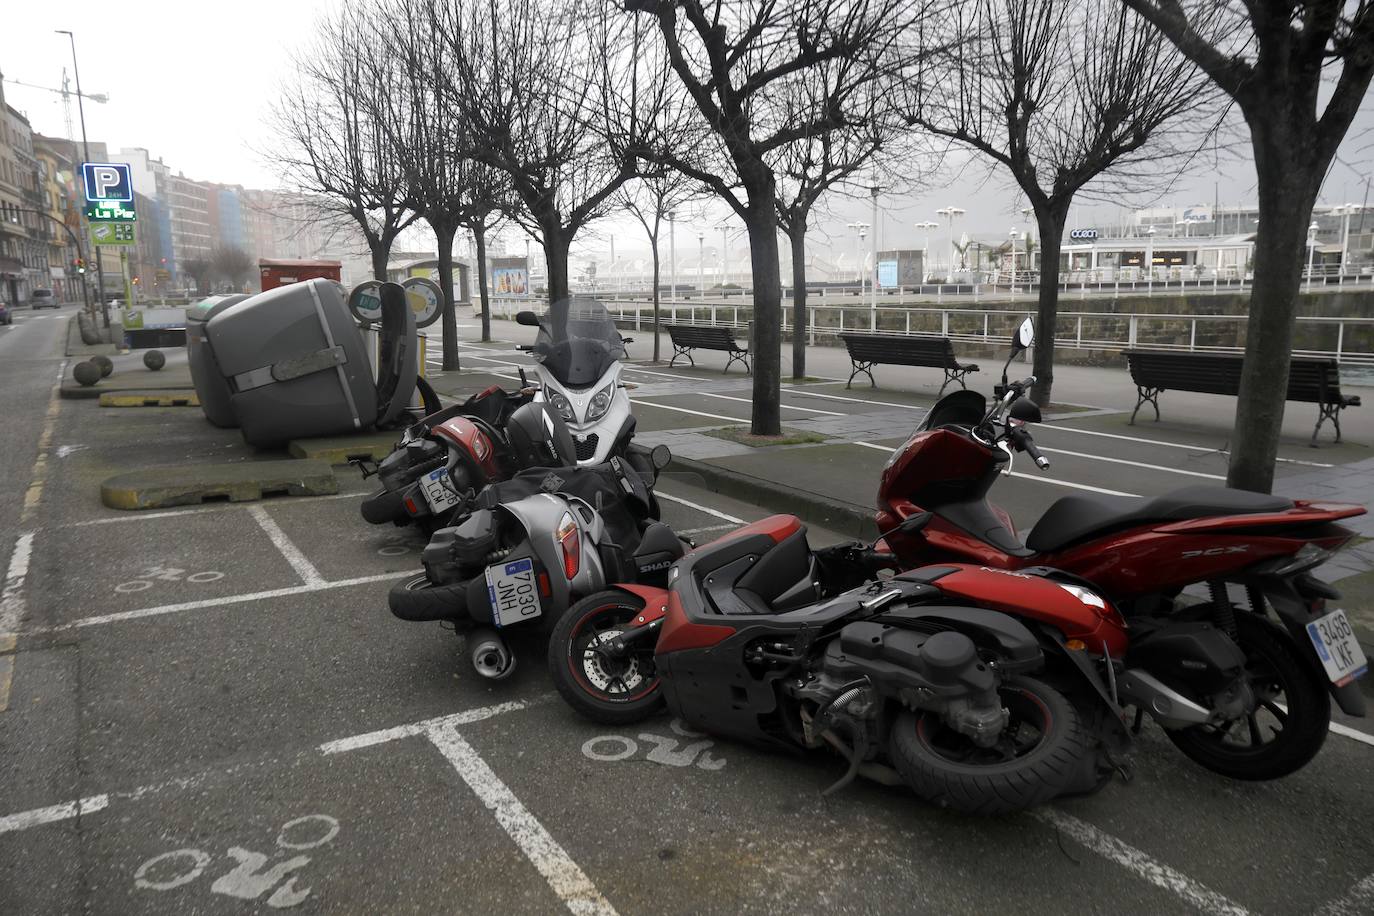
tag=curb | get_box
[664,455,876,538]
[99,391,201,408]
[288,431,400,465]
[101,459,338,510]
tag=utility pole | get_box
[56,29,107,328]
[869,182,879,328]
[667,211,677,304]
[697,232,704,293]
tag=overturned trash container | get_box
[206,278,417,448]
[186,294,250,428]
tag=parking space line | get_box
[1040,423,1336,469]
[1031,808,1250,916]
[0,794,109,835]
[319,699,537,755]
[849,441,1141,497]
[249,505,326,587]
[677,523,737,537]
[787,388,928,411]
[682,391,845,416]
[1329,721,1374,748]
[630,399,743,423]
[0,532,34,645]
[427,724,618,916]
[656,491,745,524]
[1037,446,1226,481]
[34,571,409,633]
[68,493,362,528]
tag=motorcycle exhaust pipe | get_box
[468,627,515,680]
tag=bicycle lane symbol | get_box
[115,565,225,594]
[133,814,339,908]
[581,719,726,771]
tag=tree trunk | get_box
[1227,141,1320,493]
[369,243,389,282]
[744,202,782,436]
[788,224,808,379]
[543,225,571,305]
[1029,205,1070,407]
[474,224,492,343]
[435,222,460,372]
[651,238,662,363]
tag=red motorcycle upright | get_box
[875,319,1368,781]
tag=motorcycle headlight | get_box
[1058,582,1106,610]
[585,383,615,422]
[548,392,574,422]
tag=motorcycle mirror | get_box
[876,511,933,544]
[1009,399,1042,424]
[1012,317,1034,354]
[515,310,540,327]
[650,444,672,471]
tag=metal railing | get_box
[485,296,1374,366]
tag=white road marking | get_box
[1329,721,1374,748]
[788,388,928,411]
[319,699,535,755]
[630,398,743,423]
[655,491,745,524]
[0,532,34,639]
[0,794,109,834]
[1040,423,1335,468]
[1037,446,1226,481]
[1317,871,1374,916]
[676,523,737,537]
[427,724,618,916]
[69,492,362,527]
[33,571,410,633]
[249,505,326,587]
[849,441,1141,497]
[1032,808,1250,916]
[657,391,845,416]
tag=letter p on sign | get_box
[83,163,132,203]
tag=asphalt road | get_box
[1,316,1372,915]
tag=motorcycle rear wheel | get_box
[388,573,469,622]
[549,591,664,725]
[1165,613,1329,780]
[890,676,1087,815]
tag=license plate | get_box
[421,467,459,513]
[485,557,542,627]
[1306,608,1368,686]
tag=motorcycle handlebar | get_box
[1009,425,1050,470]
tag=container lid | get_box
[187,294,251,323]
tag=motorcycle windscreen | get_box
[532,297,626,389]
[374,281,420,427]
[921,389,987,431]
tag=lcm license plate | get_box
[485,556,542,627]
[1306,608,1369,686]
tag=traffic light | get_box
[73,257,86,274]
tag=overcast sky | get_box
[5,1,1372,267]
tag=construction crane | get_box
[2,70,108,139]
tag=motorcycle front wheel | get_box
[890,676,1088,815]
[1165,613,1329,780]
[549,591,665,725]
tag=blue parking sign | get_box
[82,162,133,203]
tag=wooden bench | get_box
[1124,349,1361,444]
[837,333,979,396]
[665,324,750,374]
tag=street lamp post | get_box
[1336,204,1355,278]
[12,207,90,310]
[936,206,965,277]
[667,210,677,304]
[1145,225,1157,294]
[1307,220,1320,292]
[608,235,615,292]
[869,182,880,327]
[716,222,730,289]
[1009,228,1020,297]
[56,28,108,328]
[845,222,870,297]
[914,220,937,282]
[697,232,704,294]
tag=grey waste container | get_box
[186,294,250,428]
[206,279,378,448]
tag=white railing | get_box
[484,297,1374,366]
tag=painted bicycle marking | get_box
[581,719,726,771]
[115,566,225,594]
[133,814,339,908]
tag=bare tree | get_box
[211,246,254,291]
[268,1,420,281]
[182,258,212,296]
[621,171,706,362]
[435,0,663,305]
[1123,0,1374,493]
[626,0,924,436]
[907,0,1214,406]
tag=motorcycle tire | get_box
[548,591,665,726]
[1165,612,1329,781]
[890,675,1087,816]
[388,573,469,622]
[361,488,409,525]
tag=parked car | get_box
[30,289,57,309]
[0,300,11,325]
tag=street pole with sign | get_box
[57,29,107,326]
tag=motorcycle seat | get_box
[1026,485,1293,554]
